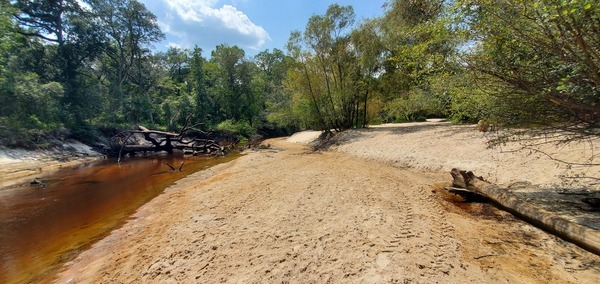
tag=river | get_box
[0,154,239,284]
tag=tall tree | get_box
[88,0,164,121]
[210,45,258,123]
[286,4,377,130]
[188,46,213,126]
[12,0,80,46]
[12,0,103,125]
[378,0,456,122]
[0,1,69,144]
[254,48,297,130]
[255,48,289,86]
[164,47,190,84]
[0,0,18,78]
[350,19,384,126]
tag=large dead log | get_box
[449,168,600,255]
[109,124,231,159]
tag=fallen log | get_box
[448,168,600,256]
[109,124,231,158]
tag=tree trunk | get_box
[449,168,600,256]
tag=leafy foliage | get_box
[284,4,379,131]
[1,0,599,148]
[377,0,458,122]
[215,119,257,142]
[455,0,600,132]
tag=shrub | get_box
[215,119,257,142]
[382,88,445,123]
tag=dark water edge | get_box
[0,153,240,284]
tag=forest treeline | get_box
[0,0,598,147]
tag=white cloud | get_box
[156,0,270,51]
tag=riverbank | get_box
[54,122,600,283]
[0,141,102,188]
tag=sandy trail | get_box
[54,137,600,283]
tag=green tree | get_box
[165,47,191,84]
[455,0,600,133]
[189,46,214,127]
[378,0,457,122]
[350,19,384,126]
[285,4,377,131]
[209,45,259,124]
[12,0,104,126]
[0,0,19,79]
[12,0,80,47]
[87,0,164,122]
[255,48,288,86]
[253,48,298,132]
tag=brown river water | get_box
[0,154,239,284]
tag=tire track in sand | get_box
[358,173,460,283]
[56,139,466,283]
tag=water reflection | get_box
[0,154,239,284]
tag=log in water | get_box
[0,154,239,284]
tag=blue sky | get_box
[139,0,387,57]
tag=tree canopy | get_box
[1,0,598,147]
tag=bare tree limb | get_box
[165,163,176,172]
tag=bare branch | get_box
[165,163,176,172]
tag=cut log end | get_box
[450,168,467,188]
[450,168,485,189]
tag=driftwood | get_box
[448,168,600,256]
[109,119,232,160]
[124,125,224,154]
[165,162,185,172]
[29,178,45,187]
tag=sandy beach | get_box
[0,141,101,188]
[51,121,600,283]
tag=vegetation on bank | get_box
[0,0,598,149]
